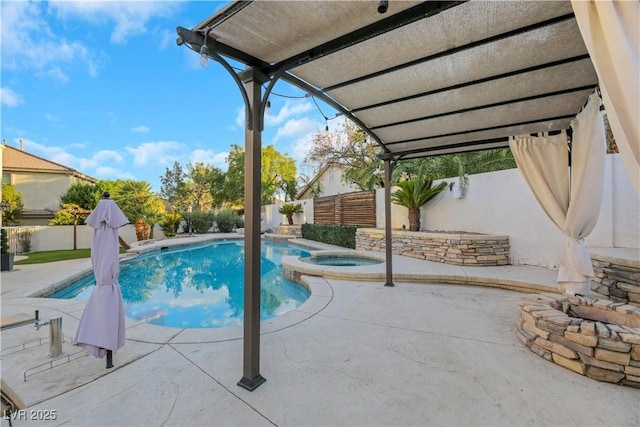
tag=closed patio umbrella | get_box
[73,192,129,368]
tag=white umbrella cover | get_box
[73,196,129,359]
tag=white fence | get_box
[2,224,157,254]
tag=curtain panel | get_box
[572,0,639,195]
[510,93,605,295]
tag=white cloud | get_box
[291,132,318,165]
[93,150,124,164]
[44,113,60,123]
[0,2,93,79]
[131,125,150,134]
[49,1,179,44]
[189,150,228,168]
[158,29,174,50]
[0,87,24,107]
[234,106,245,130]
[1,1,178,80]
[273,117,320,142]
[125,141,184,167]
[39,67,70,83]
[265,100,313,126]
[95,165,135,180]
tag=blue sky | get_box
[1,1,338,192]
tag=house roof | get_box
[296,162,343,200]
[2,144,97,182]
[177,1,597,161]
[21,208,56,218]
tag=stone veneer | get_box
[517,293,640,388]
[356,228,509,266]
[590,252,640,306]
[272,225,302,237]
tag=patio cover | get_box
[178,0,598,158]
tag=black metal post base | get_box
[237,375,266,391]
[106,350,113,369]
[384,282,395,287]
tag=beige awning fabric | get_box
[178,0,598,159]
[572,0,639,195]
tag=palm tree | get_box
[430,149,516,198]
[390,163,447,231]
[278,203,303,225]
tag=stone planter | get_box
[273,225,302,238]
[356,228,509,266]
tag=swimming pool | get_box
[48,240,311,329]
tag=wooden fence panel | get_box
[312,191,376,227]
[340,191,376,227]
[313,196,336,224]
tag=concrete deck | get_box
[1,235,638,426]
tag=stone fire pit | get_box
[517,294,640,388]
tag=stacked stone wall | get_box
[517,294,640,388]
[590,253,640,306]
[273,225,302,237]
[356,228,509,266]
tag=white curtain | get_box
[572,0,639,195]
[510,93,606,295]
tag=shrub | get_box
[215,208,242,233]
[186,211,215,234]
[160,212,182,237]
[1,229,9,254]
[19,229,32,253]
[301,224,356,249]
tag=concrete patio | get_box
[1,236,638,426]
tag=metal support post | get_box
[384,158,395,287]
[237,67,266,391]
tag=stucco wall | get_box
[403,154,638,268]
[11,171,71,211]
[263,199,313,230]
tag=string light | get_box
[200,27,211,68]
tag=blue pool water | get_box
[48,240,311,329]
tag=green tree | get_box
[60,183,99,210]
[261,145,297,203]
[186,162,216,211]
[390,162,447,231]
[49,203,84,225]
[112,180,165,241]
[223,145,246,209]
[207,166,226,209]
[1,184,24,226]
[160,161,189,211]
[223,144,298,207]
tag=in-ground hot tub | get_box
[301,254,383,267]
